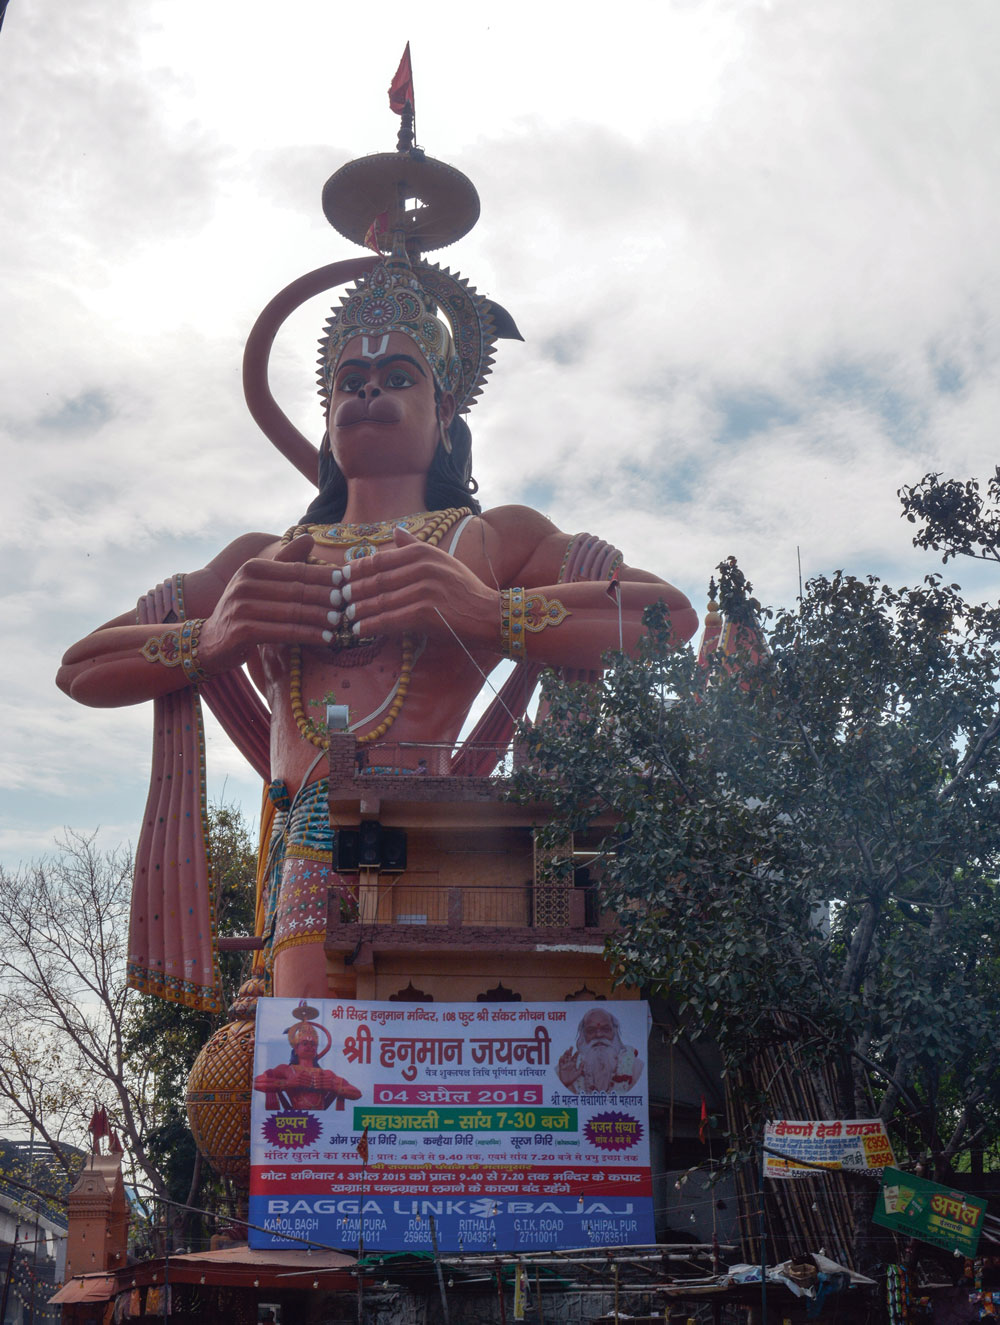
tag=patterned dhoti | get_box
[263,779,354,963]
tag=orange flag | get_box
[388,43,414,114]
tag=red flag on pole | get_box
[699,1096,710,1146]
[363,210,390,256]
[88,1105,110,1154]
[388,43,414,114]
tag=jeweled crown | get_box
[320,258,461,394]
[318,251,499,415]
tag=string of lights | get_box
[0,1231,60,1323]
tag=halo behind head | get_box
[321,151,481,255]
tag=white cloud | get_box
[3,0,1000,861]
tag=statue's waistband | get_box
[269,777,332,848]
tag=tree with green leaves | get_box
[900,467,1000,567]
[515,543,1000,1265]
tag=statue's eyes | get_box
[385,369,415,389]
[337,372,365,393]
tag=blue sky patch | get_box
[714,390,799,444]
[38,390,114,434]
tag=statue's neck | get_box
[341,475,427,525]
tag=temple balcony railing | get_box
[353,740,522,780]
[320,731,617,958]
[330,881,608,930]
[325,881,613,955]
[327,732,567,828]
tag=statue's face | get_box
[295,1032,318,1064]
[327,331,453,479]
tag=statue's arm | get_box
[253,1065,292,1090]
[318,1071,363,1100]
[482,505,700,668]
[56,530,337,708]
[339,505,699,670]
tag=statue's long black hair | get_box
[300,396,481,524]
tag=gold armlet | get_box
[140,618,208,685]
[500,588,527,661]
[524,593,571,634]
[500,591,572,660]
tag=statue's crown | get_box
[318,249,497,414]
[317,143,522,414]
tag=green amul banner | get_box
[872,1166,987,1257]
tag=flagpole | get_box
[357,1144,366,1325]
[355,1125,369,1325]
[429,1214,450,1325]
[605,572,623,653]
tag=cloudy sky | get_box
[2,0,998,866]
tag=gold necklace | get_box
[288,507,471,748]
[283,509,456,562]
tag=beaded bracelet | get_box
[140,618,208,685]
[500,588,527,662]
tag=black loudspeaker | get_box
[358,820,382,867]
[381,828,408,871]
[335,830,360,872]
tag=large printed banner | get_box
[764,1118,896,1178]
[248,999,653,1253]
